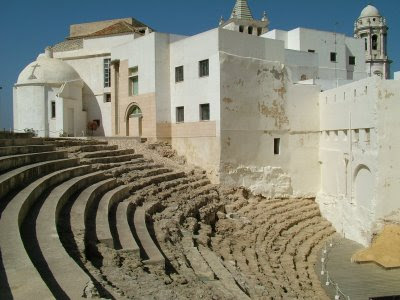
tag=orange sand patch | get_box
[352,225,400,269]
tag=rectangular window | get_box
[51,101,56,118]
[104,58,111,88]
[176,106,184,123]
[274,138,280,155]
[330,52,337,62]
[129,67,139,96]
[200,103,210,121]
[199,59,209,77]
[308,49,315,53]
[349,56,356,65]
[354,129,359,142]
[104,93,111,103]
[175,66,184,83]
[365,128,371,143]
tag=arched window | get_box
[300,74,307,81]
[257,27,262,36]
[372,35,378,50]
[248,26,253,35]
[239,25,244,33]
[128,105,142,118]
[365,38,368,51]
[373,70,383,78]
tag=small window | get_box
[129,67,139,96]
[176,106,184,123]
[274,138,280,155]
[257,27,262,36]
[104,58,111,88]
[372,35,378,50]
[248,26,253,35]
[94,119,101,127]
[330,52,337,62]
[365,128,371,142]
[349,56,356,65]
[354,129,359,142]
[199,59,209,77]
[365,38,368,51]
[300,74,307,81]
[104,93,111,103]
[200,103,210,121]
[308,49,315,53]
[175,66,184,83]
[51,101,56,118]
[239,25,244,33]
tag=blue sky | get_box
[1,0,399,129]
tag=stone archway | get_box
[126,104,143,137]
[354,165,374,209]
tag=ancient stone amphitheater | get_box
[0,133,336,299]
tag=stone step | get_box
[116,201,140,253]
[134,206,165,266]
[0,132,35,139]
[0,164,88,299]
[94,157,146,171]
[181,233,215,280]
[70,178,119,256]
[0,158,79,201]
[76,144,118,153]
[34,170,107,299]
[82,154,140,165]
[44,138,108,147]
[81,149,135,159]
[0,138,44,147]
[0,151,67,174]
[96,171,185,248]
[198,245,251,300]
[96,185,131,248]
[0,144,56,157]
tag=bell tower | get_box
[354,4,391,79]
[219,0,269,36]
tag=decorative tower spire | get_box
[230,0,254,20]
[354,4,391,79]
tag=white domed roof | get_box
[360,5,381,18]
[17,50,80,85]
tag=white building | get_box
[13,1,400,246]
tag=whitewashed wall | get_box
[318,76,379,245]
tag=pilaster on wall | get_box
[111,60,120,135]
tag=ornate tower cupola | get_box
[220,0,269,36]
[354,4,391,79]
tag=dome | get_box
[17,48,81,85]
[360,5,381,18]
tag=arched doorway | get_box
[354,165,374,210]
[126,105,142,137]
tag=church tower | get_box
[354,4,391,79]
[219,0,269,36]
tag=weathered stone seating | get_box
[70,177,118,256]
[0,158,78,200]
[81,153,141,165]
[0,164,88,299]
[0,151,67,174]
[134,205,165,266]
[34,170,107,299]
[0,144,55,156]
[116,201,140,253]
[96,184,132,247]
[81,149,135,159]
[0,138,44,147]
